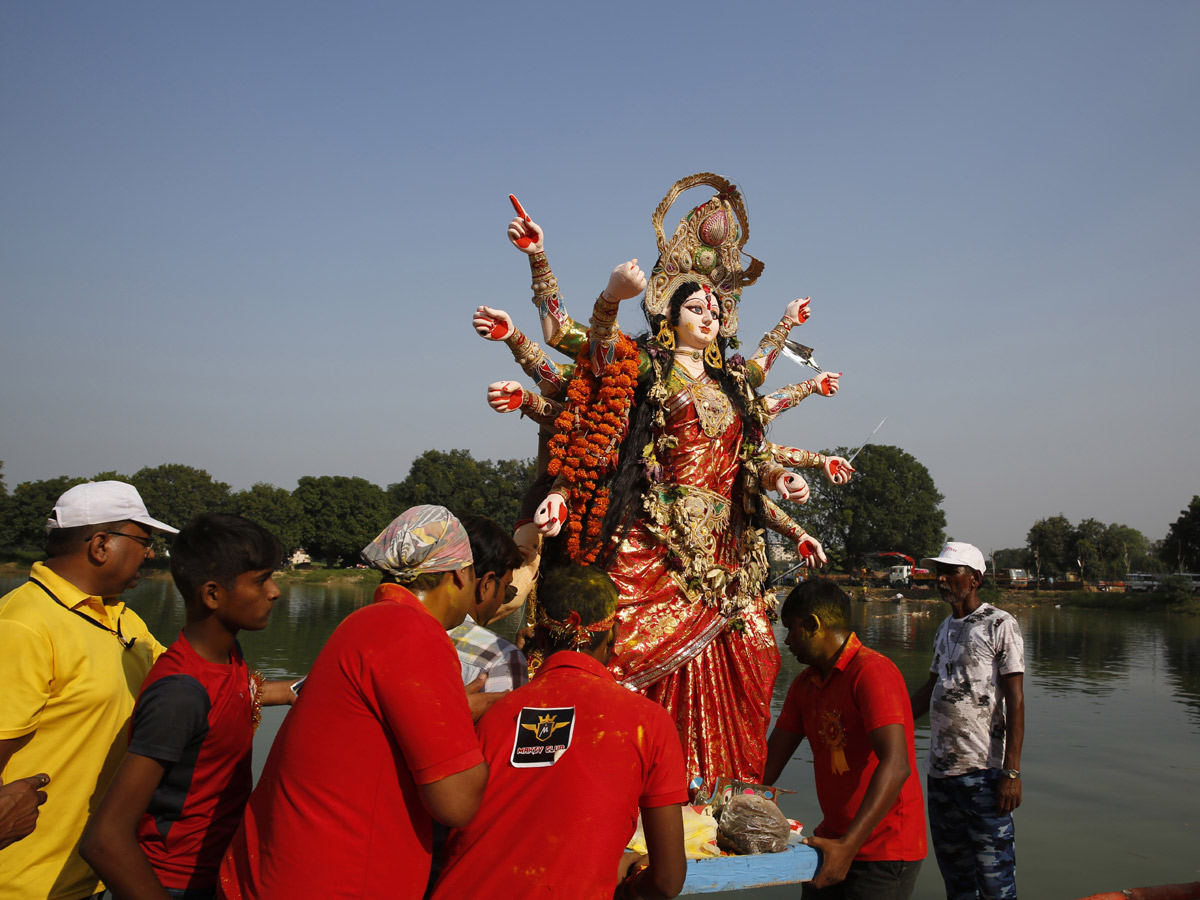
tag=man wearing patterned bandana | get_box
[911,542,1025,900]
[430,565,688,900]
[763,580,926,899]
[217,506,486,900]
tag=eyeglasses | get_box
[101,531,155,550]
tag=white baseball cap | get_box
[920,541,986,576]
[46,481,178,535]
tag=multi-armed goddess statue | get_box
[474,173,854,785]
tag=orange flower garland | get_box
[546,334,640,563]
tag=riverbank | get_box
[0,560,383,586]
[854,583,1200,614]
[3,560,1194,613]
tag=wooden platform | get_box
[681,842,820,894]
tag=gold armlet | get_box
[758,321,791,354]
[529,252,558,304]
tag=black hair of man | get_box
[170,512,284,606]
[538,564,619,654]
[779,578,852,631]
[460,514,522,581]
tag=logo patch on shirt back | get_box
[510,707,575,767]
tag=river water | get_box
[7,573,1197,897]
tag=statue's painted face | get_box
[674,287,720,351]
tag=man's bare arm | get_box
[619,804,686,900]
[803,723,910,889]
[80,753,172,900]
[997,672,1025,814]
[416,762,488,829]
[911,672,936,721]
[260,680,299,706]
[762,727,804,786]
[0,773,50,850]
[0,735,32,776]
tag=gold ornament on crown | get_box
[645,172,764,341]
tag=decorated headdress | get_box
[644,172,764,340]
[533,564,619,651]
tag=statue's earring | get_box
[656,319,676,350]
[704,341,723,370]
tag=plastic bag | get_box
[628,805,720,859]
[716,794,790,854]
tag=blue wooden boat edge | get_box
[680,842,819,894]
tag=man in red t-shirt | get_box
[763,580,926,899]
[431,564,688,900]
[218,506,487,900]
[82,513,296,900]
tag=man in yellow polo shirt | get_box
[0,481,177,900]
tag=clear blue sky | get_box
[3,1,1197,554]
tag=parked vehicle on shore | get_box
[1126,573,1162,592]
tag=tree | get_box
[293,475,392,565]
[783,444,946,571]
[992,547,1032,570]
[1101,524,1150,578]
[130,464,232,532]
[1161,496,1200,573]
[0,476,88,551]
[1074,517,1107,582]
[388,449,536,528]
[0,460,6,499]
[1027,515,1073,579]
[226,483,306,554]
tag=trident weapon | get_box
[847,417,887,467]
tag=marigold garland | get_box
[547,333,640,563]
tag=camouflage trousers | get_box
[927,770,1017,900]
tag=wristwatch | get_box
[1000,768,1020,780]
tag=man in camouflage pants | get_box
[911,542,1025,900]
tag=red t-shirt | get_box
[431,651,689,900]
[217,585,484,900]
[129,634,254,890]
[775,634,926,862]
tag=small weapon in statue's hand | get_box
[847,417,888,467]
[782,340,824,374]
[509,194,535,248]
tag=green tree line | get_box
[4,451,1194,577]
[0,451,536,566]
[991,498,1200,582]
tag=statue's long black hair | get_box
[595,280,766,566]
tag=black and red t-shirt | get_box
[128,633,255,891]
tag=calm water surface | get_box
[8,574,1197,897]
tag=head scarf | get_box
[360,505,473,582]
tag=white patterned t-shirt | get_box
[927,603,1024,777]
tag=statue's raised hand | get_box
[604,259,646,302]
[824,456,855,486]
[507,194,544,254]
[776,472,810,504]
[474,306,514,341]
[784,297,811,327]
[487,381,525,413]
[534,493,568,537]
